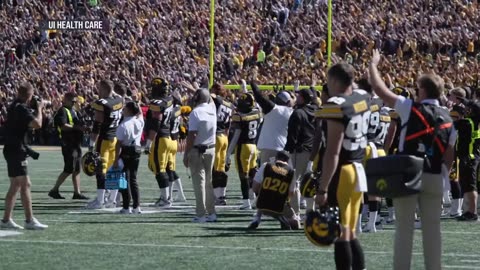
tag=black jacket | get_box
[284,104,316,153]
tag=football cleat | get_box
[215,197,227,206]
[85,199,104,210]
[81,151,102,177]
[154,198,172,208]
[206,214,217,222]
[300,172,320,198]
[304,207,341,246]
[239,200,252,210]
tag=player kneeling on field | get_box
[248,151,300,230]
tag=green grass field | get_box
[0,148,479,270]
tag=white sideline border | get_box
[0,238,478,258]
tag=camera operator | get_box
[0,82,48,230]
[48,92,89,200]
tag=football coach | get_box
[183,88,218,223]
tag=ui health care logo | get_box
[40,20,110,31]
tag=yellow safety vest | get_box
[465,118,480,159]
[57,107,73,139]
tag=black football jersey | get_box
[147,96,174,137]
[231,109,262,144]
[169,105,182,141]
[212,94,234,134]
[367,97,383,141]
[256,162,295,214]
[91,96,124,140]
[316,89,371,164]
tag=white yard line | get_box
[0,231,23,237]
[0,238,478,259]
[444,266,480,269]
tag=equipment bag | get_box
[365,154,423,198]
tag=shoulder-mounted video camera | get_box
[30,95,42,112]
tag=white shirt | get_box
[257,105,293,151]
[116,115,144,147]
[254,162,296,193]
[394,96,457,153]
[189,101,217,146]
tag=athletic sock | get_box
[334,241,352,270]
[161,187,169,201]
[108,190,118,204]
[175,178,186,198]
[350,239,366,270]
[214,188,222,199]
[96,189,105,203]
[220,187,226,198]
[305,198,315,211]
[169,182,174,201]
[367,201,379,230]
[388,207,395,220]
[356,215,362,233]
[450,199,463,215]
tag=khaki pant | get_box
[188,148,215,217]
[290,151,311,214]
[393,172,443,270]
[259,149,279,164]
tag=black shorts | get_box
[458,157,480,193]
[3,147,28,178]
[62,144,82,174]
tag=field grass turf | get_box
[0,148,479,270]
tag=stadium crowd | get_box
[1,1,480,269]
[1,0,480,134]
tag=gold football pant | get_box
[148,136,173,175]
[235,144,258,200]
[167,139,178,172]
[95,137,117,189]
[327,164,363,232]
[96,137,117,175]
[213,134,229,193]
[214,134,228,172]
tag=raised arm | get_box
[369,49,398,108]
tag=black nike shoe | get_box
[72,193,89,200]
[456,212,479,222]
[48,190,65,199]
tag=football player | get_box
[316,63,369,270]
[226,93,262,210]
[363,95,391,233]
[145,78,174,207]
[447,104,464,218]
[167,90,186,203]
[305,85,330,212]
[211,83,234,205]
[86,80,124,209]
[248,151,299,230]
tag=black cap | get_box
[296,88,314,104]
[276,150,290,163]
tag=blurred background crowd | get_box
[1,0,480,144]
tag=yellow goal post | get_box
[223,85,323,91]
